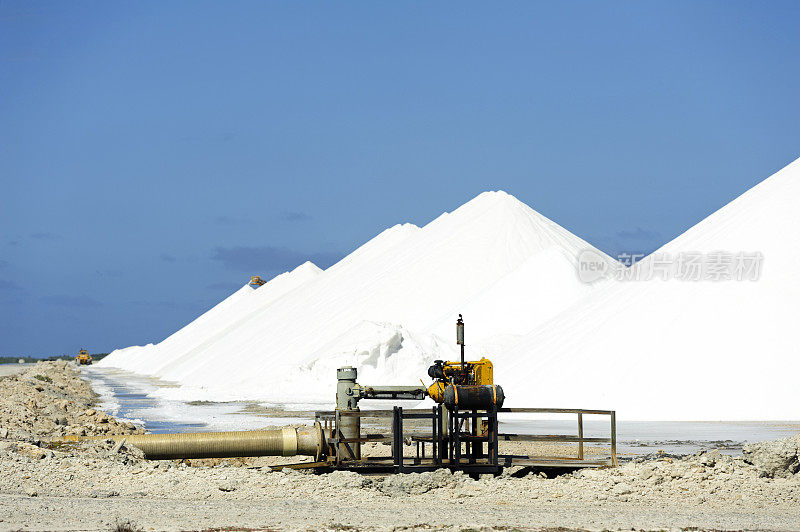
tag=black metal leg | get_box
[438,404,445,464]
[397,406,404,471]
[431,406,437,466]
[469,410,476,464]
[492,409,500,466]
[454,407,460,466]
[448,407,453,463]
[392,407,396,465]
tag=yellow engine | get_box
[75,349,92,365]
[426,315,495,404]
[426,357,493,403]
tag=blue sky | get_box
[1,1,798,356]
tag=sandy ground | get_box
[3,493,798,532]
[1,362,799,531]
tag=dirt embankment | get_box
[1,361,799,531]
[0,360,143,443]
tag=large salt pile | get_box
[100,191,616,404]
[496,157,800,420]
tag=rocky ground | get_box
[1,362,800,531]
[0,360,143,443]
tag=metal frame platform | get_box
[309,405,617,474]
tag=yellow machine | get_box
[75,349,92,365]
[425,315,496,404]
[426,358,494,403]
[249,275,266,286]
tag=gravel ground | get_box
[1,361,799,531]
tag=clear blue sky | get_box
[1,1,798,356]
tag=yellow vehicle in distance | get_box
[75,349,92,365]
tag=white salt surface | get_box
[83,367,308,433]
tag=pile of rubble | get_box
[743,435,800,478]
[0,361,143,443]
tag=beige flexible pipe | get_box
[64,423,324,461]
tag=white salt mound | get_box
[495,157,800,420]
[102,157,800,421]
[101,191,614,404]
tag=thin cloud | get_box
[179,132,237,143]
[0,279,22,292]
[30,232,60,241]
[0,260,8,269]
[41,294,101,307]
[130,299,205,311]
[3,52,39,63]
[616,227,660,241]
[206,281,243,292]
[213,215,251,226]
[280,211,312,222]
[95,269,124,278]
[211,245,342,272]
[160,254,177,263]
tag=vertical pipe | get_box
[336,367,360,460]
[578,412,584,460]
[456,315,466,382]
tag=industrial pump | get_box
[68,316,504,463]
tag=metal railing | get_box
[497,408,617,467]
[317,408,439,468]
[316,406,617,471]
